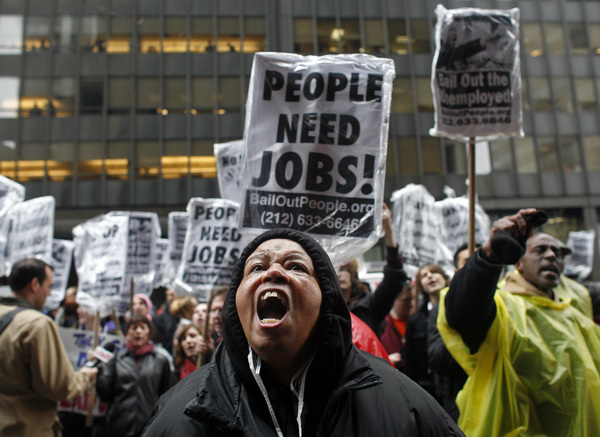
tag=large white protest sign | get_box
[214,140,244,204]
[0,175,25,277]
[57,328,124,416]
[176,198,246,301]
[391,184,445,276]
[3,195,55,275]
[44,239,75,311]
[564,229,596,281]
[435,195,490,265]
[430,5,522,140]
[239,52,395,266]
[73,214,129,317]
[163,211,189,287]
[153,238,169,288]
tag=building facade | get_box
[0,0,599,276]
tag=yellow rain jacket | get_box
[438,272,600,437]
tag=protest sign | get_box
[239,52,395,266]
[435,195,490,266]
[3,195,54,275]
[564,229,596,281]
[176,198,246,301]
[44,239,75,311]
[391,184,445,276]
[153,238,169,288]
[57,328,124,416]
[110,211,161,314]
[0,176,25,277]
[430,5,522,140]
[163,211,189,287]
[73,214,129,317]
[214,140,244,204]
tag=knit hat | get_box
[133,293,153,321]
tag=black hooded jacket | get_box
[143,229,464,436]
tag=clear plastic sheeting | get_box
[0,175,26,277]
[564,229,596,281]
[214,140,245,205]
[430,5,523,141]
[239,52,396,267]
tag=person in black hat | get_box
[143,228,463,436]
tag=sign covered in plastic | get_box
[214,140,244,204]
[239,52,395,266]
[430,5,522,140]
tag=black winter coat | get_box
[96,345,174,437]
[142,228,464,437]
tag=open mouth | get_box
[257,291,288,324]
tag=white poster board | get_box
[176,198,246,301]
[214,140,244,204]
[239,52,395,266]
[44,239,75,311]
[430,5,522,141]
[0,176,25,277]
[564,229,595,281]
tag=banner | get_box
[44,239,75,311]
[153,238,169,288]
[176,198,246,301]
[57,328,125,416]
[214,140,244,204]
[0,176,26,277]
[164,211,189,287]
[3,195,55,275]
[430,5,522,140]
[239,52,395,266]
[73,214,129,317]
[564,229,595,281]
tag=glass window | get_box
[52,77,75,117]
[537,136,560,172]
[391,77,413,113]
[139,17,160,53]
[388,19,408,55]
[574,78,596,111]
[217,17,240,52]
[551,78,574,113]
[410,19,431,54]
[514,137,538,174]
[165,140,188,156]
[567,23,588,55]
[317,18,337,54]
[108,17,132,54]
[490,138,513,171]
[526,77,551,111]
[136,141,160,178]
[294,18,313,54]
[339,19,361,53]
[244,17,266,53]
[444,139,466,174]
[137,78,160,111]
[192,140,213,156]
[19,143,46,181]
[522,23,544,57]
[559,136,582,173]
[109,78,132,110]
[164,17,187,53]
[21,78,47,116]
[545,23,565,56]
[165,78,187,112]
[583,136,600,171]
[192,77,215,112]
[54,16,76,54]
[219,77,241,111]
[395,137,418,175]
[24,16,51,52]
[107,141,129,179]
[0,77,20,118]
[81,16,106,53]
[191,18,213,53]
[77,141,103,180]
[21,142,45,160]
[590,24,600,55]
[0,15,23,54]
[364,19,384,55]
[415,78,433,112]
[80,78,104,113]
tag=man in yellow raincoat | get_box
[438,209,600,436]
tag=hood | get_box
[222,228,353,398]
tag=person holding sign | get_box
[143,228,463,436]
[0,258,98,437]
[438,209,600,436]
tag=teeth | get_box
[261,318,280,324]
[261,291,280,301]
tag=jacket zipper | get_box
[315,379,379,436]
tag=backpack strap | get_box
[0,307,27,336]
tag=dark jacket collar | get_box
[0,296,36,310]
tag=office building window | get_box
[53,77,76,117]
[317,18,337,54]
[139,17,161,53]
[568,23,588,55]
[525,77,552,111]
[77,141,102,180]
[191,18,213,53]
[109,78,132,112]
[217,17,240,52]
[388,19,409,55]
[219,77,241,111]
[537,136,561,172]
[24,16,51,52]
[590,23,600,55]
[410,19,431,54]
[136,141,160,178]
[81,16,106,53]
[80,78,104,114]
[575,78,596,111]
[392,77,413,113]
[0,15,23,54]
[551,78,574,113]
[559,136,583,173]
[522,23,544,57]
[108,17,132,54]
[545,23,565,55]
[0,77,20,118]
[294,18,313,54]
[339,19,361,53]
[137,78,160,112]
[244,17,266,53]
[583,136,600,171]
[415,78,434,112]
[192,77,215,112]
[490,139,513,171]
[364,19,384,54]
[444,139,466,174]
[395,137,419,175]
[164,18,188,53]
[54,15,76,54]
[514,137,538,174]
[165,78,187,113]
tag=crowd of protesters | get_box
[1,206,599,436]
